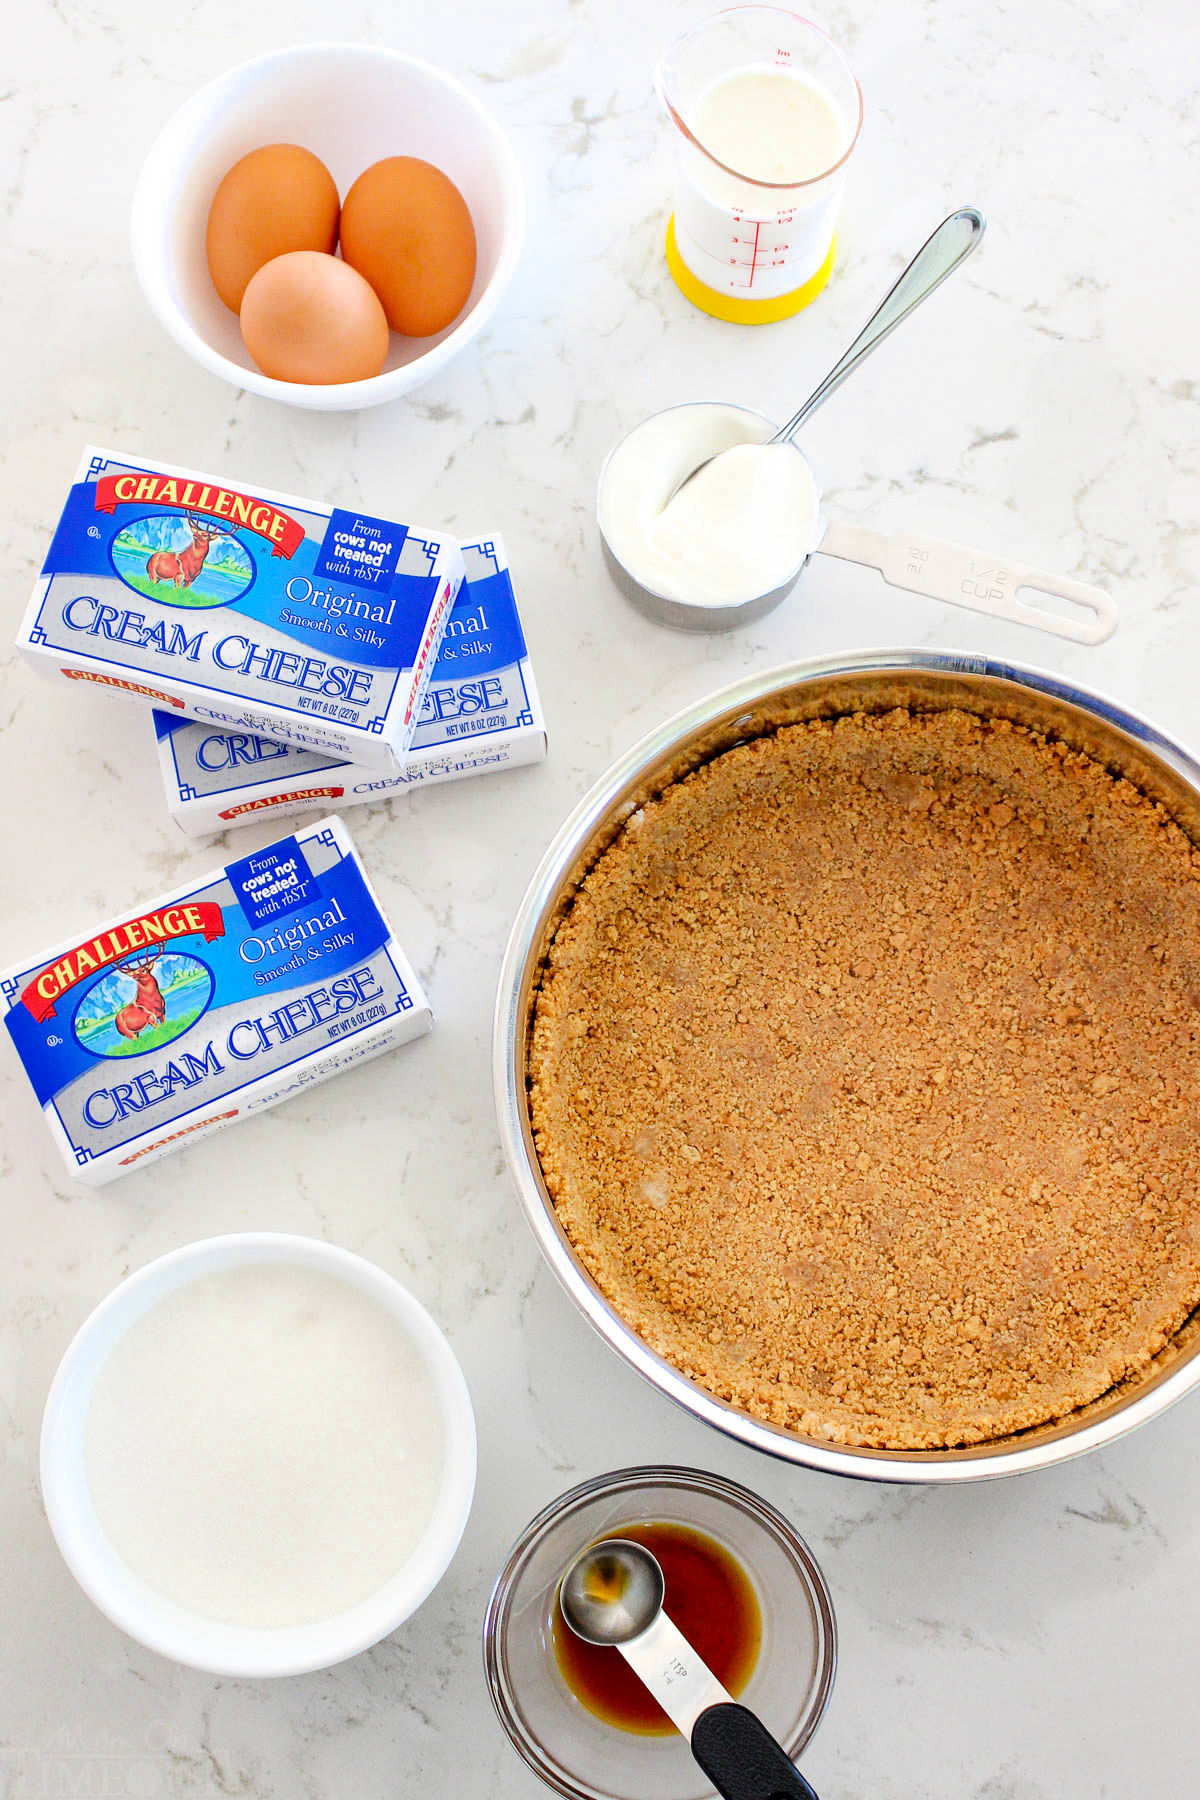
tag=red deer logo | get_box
[114,949,167,1042]
[145,513,228,591]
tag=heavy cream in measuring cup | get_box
[691,66,848,204]
[599,405,820,608]
[658,12,859,313]
[86,1262,444,1628]
[675,64,850,302]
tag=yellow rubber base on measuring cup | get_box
[665,218,836,323]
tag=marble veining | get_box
[2,0,1200,1796]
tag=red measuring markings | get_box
[723,201,801,288]
[720,199,804,288]
[725,222,762,287]
[726,222,801,288]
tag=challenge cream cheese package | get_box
[154,535,546,835]
[18,447,463,770]
[1,817,430,1186]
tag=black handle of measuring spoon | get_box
[692,1703,819,1800]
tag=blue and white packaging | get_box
[17,447,464,770]
[1,816,431,1186]
[153,535,546,835]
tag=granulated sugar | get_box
[85,1263,445,1627]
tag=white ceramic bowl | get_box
[41,1233,477,1676]
[131,43,524,410]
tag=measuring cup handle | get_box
[692,1704,820,1800]
[818,521,1119,646]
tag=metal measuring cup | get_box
[597,401,1119,642]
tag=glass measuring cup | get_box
[656,9,862,324]
[597,403,1120,640]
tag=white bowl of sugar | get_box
[40,1234,476,1676]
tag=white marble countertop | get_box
[3,1,1200,1795]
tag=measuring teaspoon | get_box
[560,1538,820,1800]
[665,205,985,506]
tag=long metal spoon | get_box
[560,1538,819,1800]
[664,204,985,506]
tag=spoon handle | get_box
[692,1702,820,1800]
[772,206,985,446]
[615,1609,733,1737]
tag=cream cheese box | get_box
[154,534,546,835]
[1,816,430,1186]
[17,447,463,771]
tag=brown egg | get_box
[239,252,390,385]
[206,144,340,312]
[339,157,476,338]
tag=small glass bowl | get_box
[482,1466,836,1800]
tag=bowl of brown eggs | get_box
[131,43,524,410]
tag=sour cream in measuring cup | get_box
[597,403,820,611]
